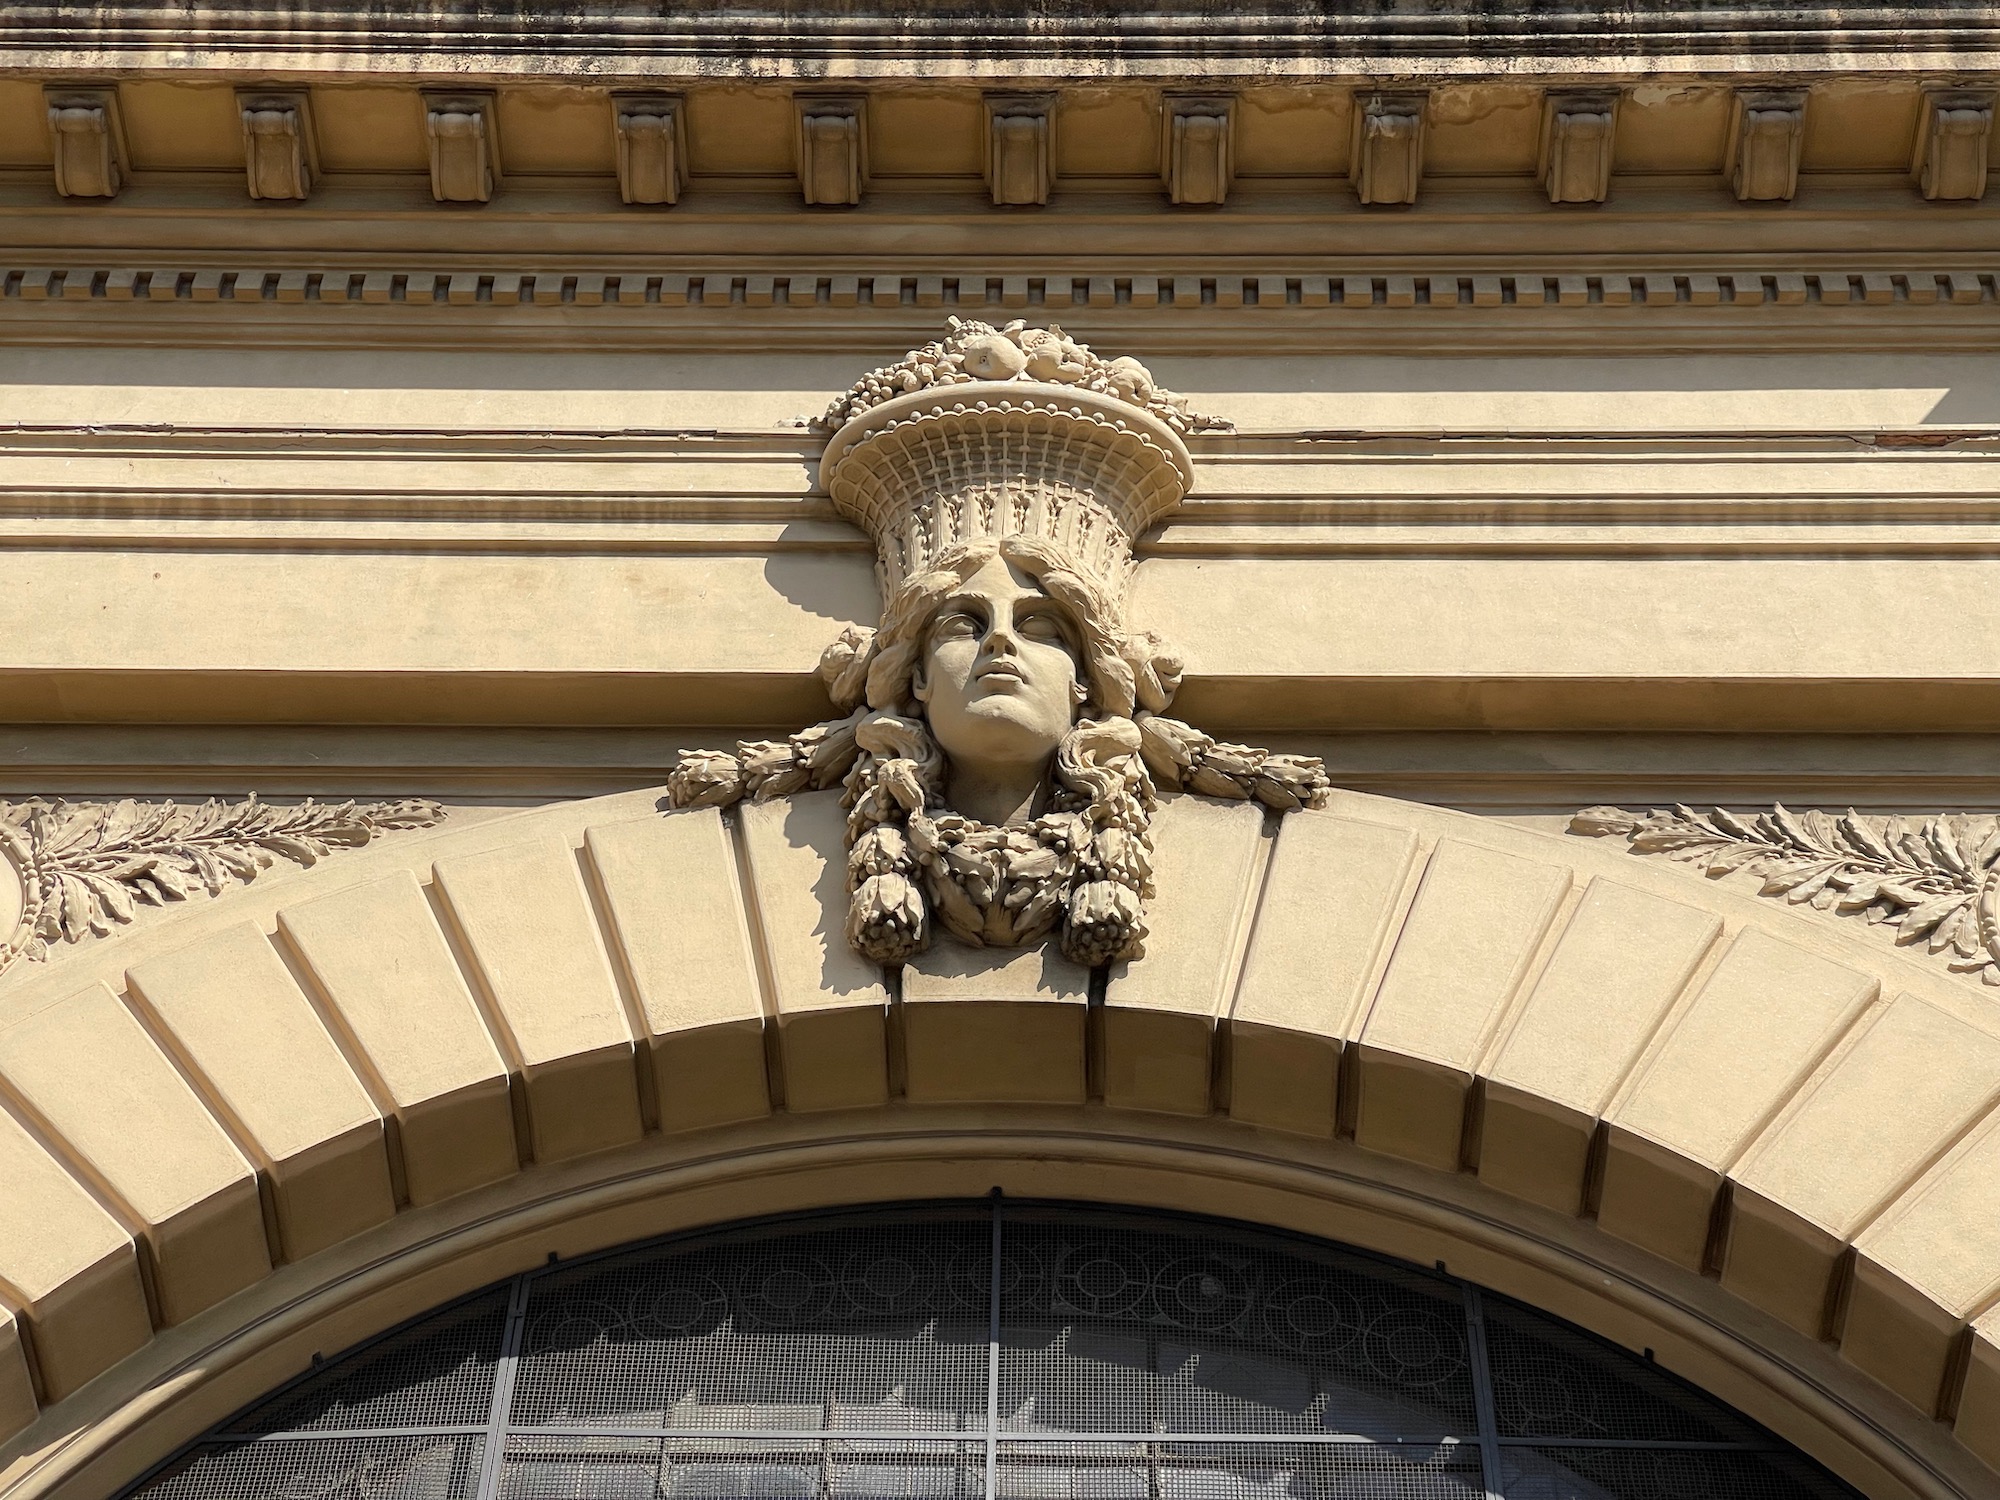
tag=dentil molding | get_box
[3,266,1994,313]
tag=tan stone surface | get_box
[1103,796,1265,1116]
[1601,929,1877,1269]
[0,1306,31,1448]
[1354,839,1570,1170]
[1959,1306,2000,1470]
[1139,552,2000,729]
[278,872,518,1206]
[1229,811,1418,1136]
[1726,992,2000,1338]
[0,1106,148,1404]
[902,943,1088,1106]
[737,792,890,1113]
[587,811,771,1132]
[0,778,1997,1486]
[0,983,267,1325]
[432,836,643,1162]
[0,546,872,684]
[1851,1109,2000,1412]
[14,533,2000,732]
[125,924,394,1262]
[1481,879,1720,1213]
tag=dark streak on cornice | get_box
[6,1,2000,70]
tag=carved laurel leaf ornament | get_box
[1572,802,2000,985]
[0,794,446,975]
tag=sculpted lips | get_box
[974,660,1027,689]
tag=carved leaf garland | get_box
[0,794,446,975]
[1571,802,2000,986]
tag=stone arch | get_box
[0,787,1996,1500]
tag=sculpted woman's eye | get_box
[1018,611,1070,645]
[932,611,981,641]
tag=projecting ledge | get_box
[3,669,2000,733]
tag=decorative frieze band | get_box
[3,266,1996,311]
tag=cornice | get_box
[4,2,2000,77]
[3,263,1999,356]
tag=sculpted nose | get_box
[983,614,1021,656]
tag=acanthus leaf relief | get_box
[0,794,447,976]
[668,320,1330,966]
[1571,802,2000,986]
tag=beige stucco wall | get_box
[3,344,2000,744]
[4,13,2000,1494]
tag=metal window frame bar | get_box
[220,1424,1783,1452]
[1462,1284,1507,1500]
[470,1272,530,1500]
[984,1189,1003,1500]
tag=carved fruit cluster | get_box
[0,794,446,976]
[818,318,1231,435]
[1573,802,2000,987]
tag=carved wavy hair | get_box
[665,537,1329,968]
[835,535,1178,967]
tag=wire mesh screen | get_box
[138,1435,485,1500]
[125,1201,1862,1500]
[996,1213,1476,1438]
[509,1212,989,1434]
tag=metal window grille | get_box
[126,1201,1861,1500]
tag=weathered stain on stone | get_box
[6,0,1997,77]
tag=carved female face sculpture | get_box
[911,553,1085,825]
[665,320,1332,970]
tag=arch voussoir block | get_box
[587,812,771,1132]
[1849,1107,2000,1415]
[0,1105,148,1409]
[1352,838,1571,1171]
[0,1307,32,1448]
[902,943,1089,1105]
[737,792,890,1114]
[1479,877,1721,1215]
[124,924,395,1263]
[1103,796,1264,1116]
[1961,1307,2000,1469]
[0,983,268,1328]
[1724,991,2000,1341]
[1228,809,1419,1137]
[277,871,519,1206]
[432,836,644,1163]
[1600,929,1878,1273]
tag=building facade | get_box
[2,4,2000,1497]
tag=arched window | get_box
[127,1203,1858,1500]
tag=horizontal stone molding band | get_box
[1,786,1999,1496]
[5,267,1995,312]
[1,1,1994,71]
